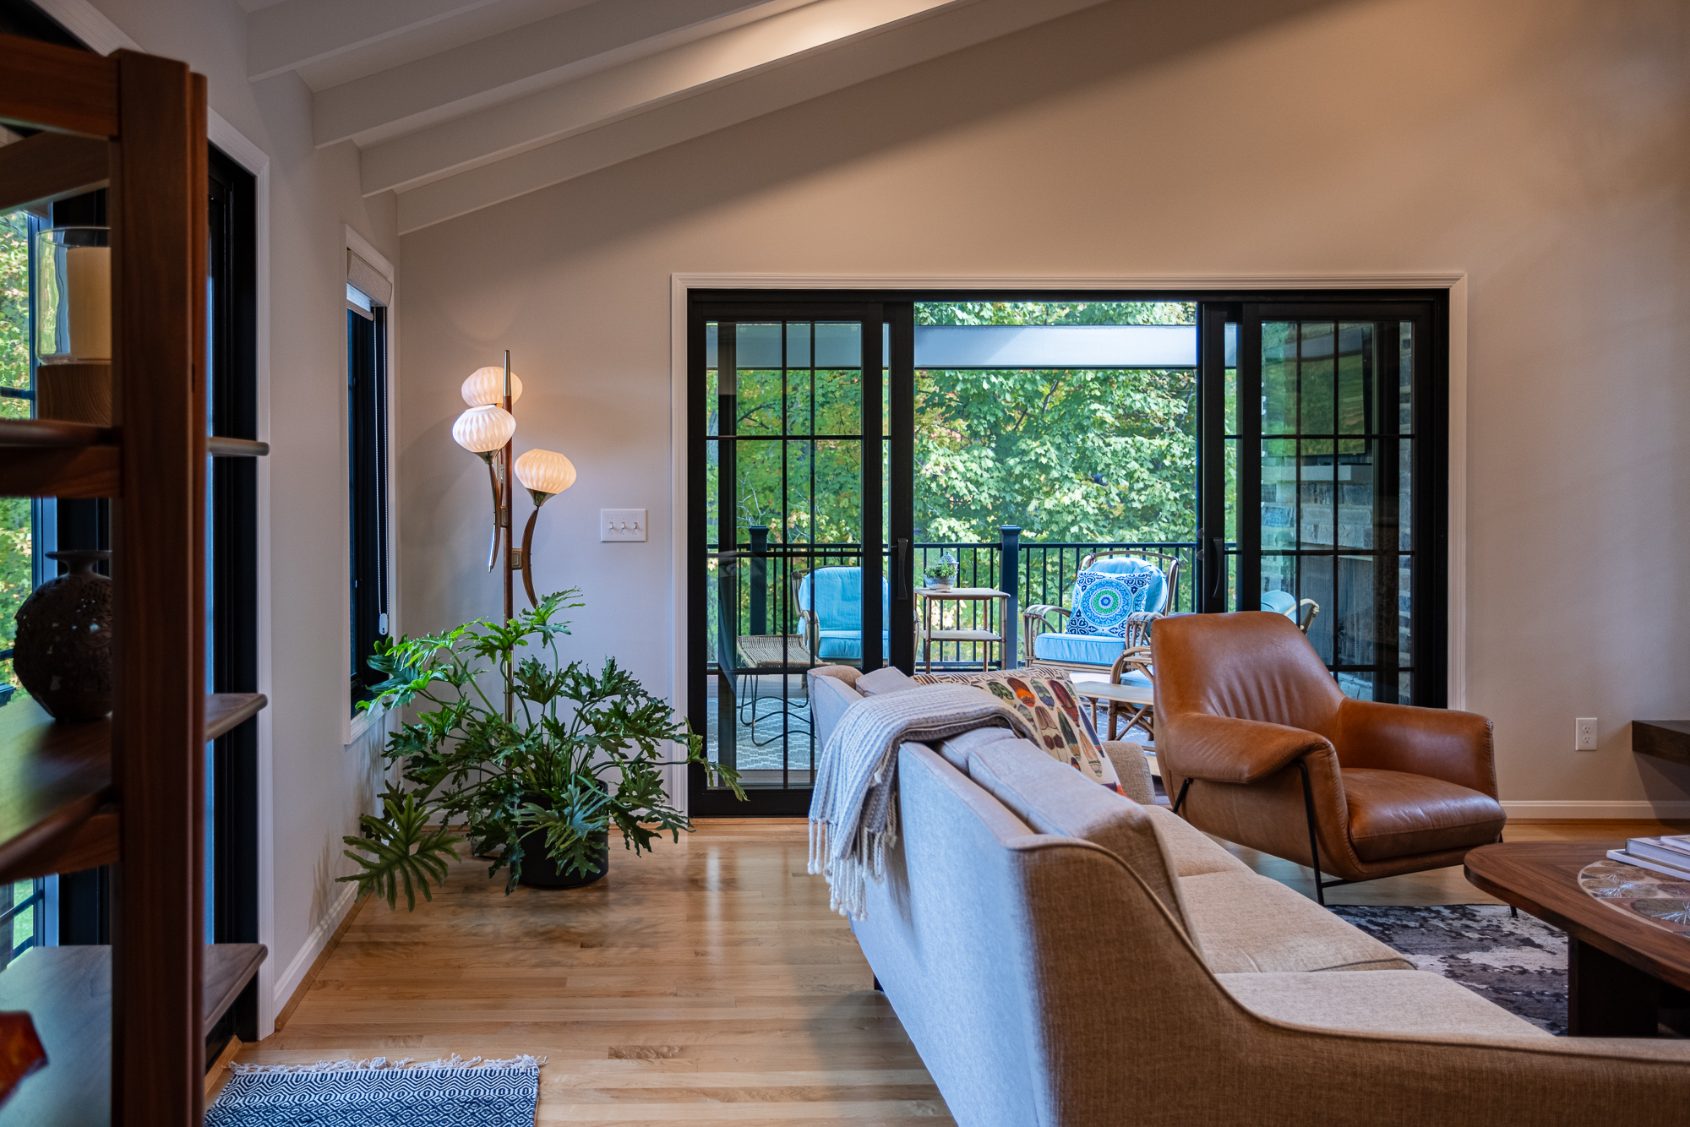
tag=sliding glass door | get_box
[1203,299,1446,704]
[688,302,912,814]
[690,290,1448,815]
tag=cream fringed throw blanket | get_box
[808,685,1035,919]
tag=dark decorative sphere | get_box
[13,550,113,722]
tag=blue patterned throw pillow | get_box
[1068,570,1159,638]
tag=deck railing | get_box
[710,527,1199,671]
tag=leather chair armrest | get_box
[1334,698,1497,796]
[1101,740,1156,804]
[1161,713,1333,785]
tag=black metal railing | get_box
[709,526,1199,673]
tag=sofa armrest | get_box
[1160,713,1333,785]
[1334,698,1497,797]
[1101,741,1156,804]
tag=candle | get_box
[62,245,110,363]
[37,229,112,365]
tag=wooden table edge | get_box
[1463,842,1690,995]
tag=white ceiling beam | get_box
[314,0,817,148]
[248,0,505,81]
[362,0,984,195]
[395,0,1114,233]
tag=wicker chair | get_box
[1022,550,1182,738]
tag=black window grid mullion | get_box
[778,325,789,789]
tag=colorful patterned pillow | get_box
[912,666,1121,794]
[1068,569,1160,638]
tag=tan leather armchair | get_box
[1151,611,1505,903]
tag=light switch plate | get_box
[601,508,647,542]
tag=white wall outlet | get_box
[600,508,647,542]
[1575,717,1598,751]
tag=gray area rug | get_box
[207,1056,541,1127]
[1329,904,1568,1035]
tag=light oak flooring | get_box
[232,817,1684,1124]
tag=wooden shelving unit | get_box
[0,33,269,1124]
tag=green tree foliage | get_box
[711,301,1199,550]
[913,301,1196,543]
[1,213,34,684]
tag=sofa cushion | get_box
[934,724,1025,772]
[1341,768,1506,862]
[1219,970,1549,1038]
[807,667,864,750]
[1179,872,1412,974]
[965,739,1187,928]
[915,668,1119,793]
[1143,805,1252,877]
[857,666,920,697]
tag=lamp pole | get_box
[450,351,578,718]
[500,349,514,627]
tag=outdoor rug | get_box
[1330,904,1568,1034]
[207,1055,542,1126]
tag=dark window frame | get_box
[348,303,390,708]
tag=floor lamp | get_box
[451,351,577,625]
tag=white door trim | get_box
[668,272,1470,810]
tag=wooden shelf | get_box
[0,943,266,1127]
[0,419,115,448]
[0,424,266,499]
[205,692,266,741]
[0,419,119,499]
[0,699,111,883]
[0,693,268,883]
[208,436,269,458]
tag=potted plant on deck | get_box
[341,590,742,906]
[923,554,957,590]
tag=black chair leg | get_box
[1296,759,1327,906]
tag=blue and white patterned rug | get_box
[1330,904,1568,1034]
[208,1055,541,1126]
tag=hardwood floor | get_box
[233,816,1684,1124]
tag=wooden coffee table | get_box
[1464,842,1690,1036]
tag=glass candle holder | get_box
[36,226,111,365]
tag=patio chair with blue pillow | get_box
[1021,551,1182,739]
[1260,588,1321,634]
[794,565,891,666]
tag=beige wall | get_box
[77,0,401,1029]
[397,0,1690,811]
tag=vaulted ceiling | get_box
[236,0,1113,232]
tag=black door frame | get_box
[687,288,1449,813]
[1206,297,1448,705]
[687,299,915,815]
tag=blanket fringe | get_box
[227,1054,545,1075]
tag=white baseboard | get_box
[1502,799,1690,821]
[272,883,359,1015]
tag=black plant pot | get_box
[517,826,610,889]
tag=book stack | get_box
[1608,834,1690,881]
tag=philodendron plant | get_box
[341,590,742,906]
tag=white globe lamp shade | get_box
[515,448,576,498]
[452,404,516,454]
[461,365,524,406]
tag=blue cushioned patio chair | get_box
[1021,550,1181,739]
[1260,588,1321,634]
[1022,550,1182,675]
[715,555,811,747]
[794,565,891,666]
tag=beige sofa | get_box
[809,666,1690,1126]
